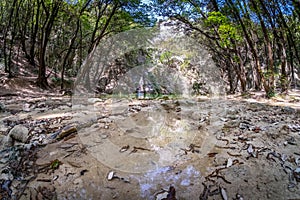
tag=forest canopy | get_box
[0,0,299,97]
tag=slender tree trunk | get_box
[229,3,267,94]
[237,50,247,93]
[88,1,110,53]
[29,0,40,66]
[250,0,275,97]
[37,0,61,88]
[61,0,92,90]
[289,47,295,88]
[88,2,118,53]
[226,61,235,93]
[3,0,18,77]
[280,44,288,93]
[19,0,32,60]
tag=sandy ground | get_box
[0,78,300,199]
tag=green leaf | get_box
[50,159,62,170]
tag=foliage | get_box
[50,159,62,170]
[0,0,153,88]
[0,0,299,96]
[152,0,300,95]
[159,51,173,64]
[205,11,241,47]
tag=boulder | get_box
[8,125,29,143]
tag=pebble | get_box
[88,98,103,104]
[156,191,168,200]
[23,103,31,112]
[100,134,108,139]
[0,102,5,111]
[107,171,115,180]
[294,168,300,182]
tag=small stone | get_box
[88,98,102,104]
[221,188,228,200]
[23,103,31,112]
[236,193,244,200]
[226,158,233,168]
[156,191,168,200]
[239,122,250,130]
[107,171,115,180]
[100,134,108,139]
[228,115,238,120]
[220,117,228,122]
[53,175,59,181]
[0,102,5,112]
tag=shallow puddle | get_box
[74,99,228,199]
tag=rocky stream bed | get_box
[0,90,300,200]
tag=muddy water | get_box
[63,98,232,199]
[78,99,224,173]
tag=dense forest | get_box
[0,0,299,97]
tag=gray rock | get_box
[0,123,9,133]
[9,125,29,143]
[23,103,31,112]
[228,115,238,120]
[87,98,102,104]
[282,106,295,114]
[0,135,13,148]
[58,105,69,110]
[0,102,5,111]
[100,134,108,139]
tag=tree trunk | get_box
[250,0,275,97]
[228,0,268,94]
[3,0,18,77]
[89,2,119,53]
[61,0,92,90]
[226,62,235,94]
[279,39,288,94]
[29,0,41,66]
[37,0,61,88]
